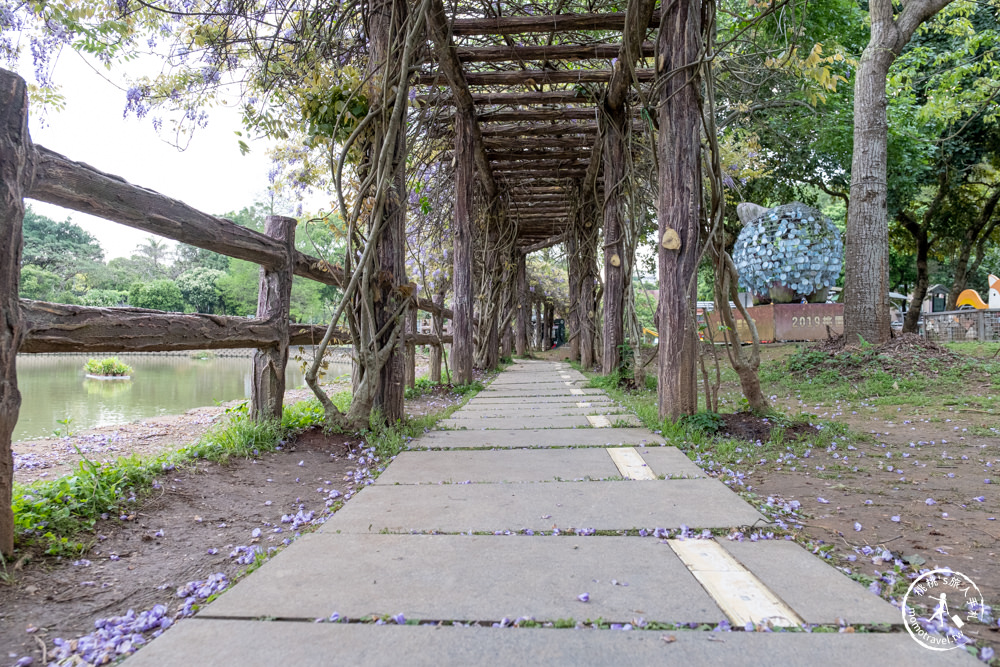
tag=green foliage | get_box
[81,289,128,307]
[176,267,226,313]
[18,264,62,301]
[404,377,438,400]
[682,411,725,435]
[21,207,104,275]
[84,357,133,377]
[128,279,184,312]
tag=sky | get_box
[19,48,291,259]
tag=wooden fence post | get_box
[0,70,31,556]
[251,215,296,421]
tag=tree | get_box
[21,207,104,276]
[133,237,172,279]
[128,279,184,312]
[18,265,61,301]
[177,267,226,313]
[842,0,955,345]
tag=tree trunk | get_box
[430,290,444,382]
[0,69,30,556]
[252,216,296,421]
[515,253,528,356]
[656,0,703,420]
[844,0,955,345]
[451,112,475,384]
[601,107,626,375]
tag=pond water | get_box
[12,354,350,442]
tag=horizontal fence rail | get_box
[27,146,454,321]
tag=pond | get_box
[12,354,351,442]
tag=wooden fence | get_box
[0,68,451,553]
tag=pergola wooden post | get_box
[578,201,599,369]
[0,69,29,556]
[515,253,528,356]
[451,110,475,384]
[369,0,409,422]
[657,0,703,419]
[600,110,626,374]
[566,221,581,362]
[251,215,297,421]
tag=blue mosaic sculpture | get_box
[732,202,843,304]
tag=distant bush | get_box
[84,357,133,377]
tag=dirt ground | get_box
[1,374,470,666]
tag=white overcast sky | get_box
[19,49,292,259]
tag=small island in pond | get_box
[84,357,134,380]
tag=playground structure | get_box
[956,274,1000,310]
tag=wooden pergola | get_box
[416,0,703,416]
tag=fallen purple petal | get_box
[577,593,590,602]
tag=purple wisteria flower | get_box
[577,593,590,602]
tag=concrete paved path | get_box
[126,360,974,665]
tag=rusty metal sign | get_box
[706,304,844,343]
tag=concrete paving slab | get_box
[489,375,587,385]
[636,446,706,479]
[454,405,626,416]
[440,415,643,430]
[464,395,613,405]
[476,388,606,397]
[125,620,977,667]
[722,540,901,626]
[411,428,665,449]
[439,416,591,429]
[200,534,724,623]
[374,449,623,484]
[320,479,764,533]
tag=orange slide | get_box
[956,274,1000,309]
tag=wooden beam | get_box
[30,147,294,272]
[480,121,645,137]
[419,91,596,106]
[450,43,655,63]
[488,149,592,161]
[478,108,597,122]
[484,136,594,149]
[450,11,660,36]
[519,233,567,254]
[492,159,590,170]
[425,0,498,201]
[418,69,655,86]
[19,300,456,354]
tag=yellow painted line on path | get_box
[667,539,803,628]
[587,415,612,428]
[606,447,657,480]
[570,388,584,395]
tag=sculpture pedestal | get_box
[706,303,844,343]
